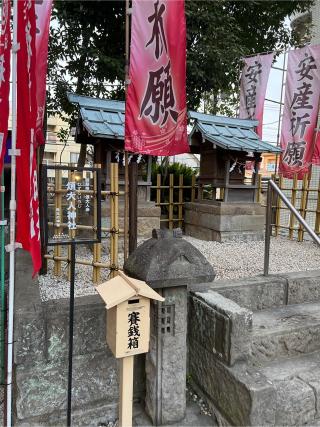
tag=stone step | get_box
[251,301,320,364]
[259,351,320,426]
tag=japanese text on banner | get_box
[279,45,320,179]
[125,0,189,156]
[239,53,274,138]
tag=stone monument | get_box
[124,228,215,425]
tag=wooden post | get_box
[191,175,196,203]
[224,159,230,202]
[129,160,138,254]
[289,174,298,240]
[178,174,183,229]
[315,177,320,235]
[54,169,62,276]
[169,174,174,230]
[257,174,262,204]
[298,173,309,242]
[119,355,134,427]
[156,174,161,207]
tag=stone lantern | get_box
[123,228,215,425]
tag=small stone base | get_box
[185,201,265,243]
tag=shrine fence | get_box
[43,163,124,284]
[259,170,320,242]
[151,173,197,230]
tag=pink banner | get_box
[0,0,11,176]
[125,0,189,156]
[35,0,53,146]
[279,45,320,179]
[16,0,41,276]
[239,53,274,138]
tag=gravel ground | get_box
[39,235,320,301]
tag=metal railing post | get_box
[264,181,273,276]
[264,179,320,276]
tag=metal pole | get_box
[0,173,5,384]
[124,0,133,258]
[67,242,76,426]
[129,160,138,254]
[6,0,19,424]
[263,182,273,276]
[264,179,320,276]
[275,51,287,174]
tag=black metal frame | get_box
[41,164,102,246]
[41,164,102,426]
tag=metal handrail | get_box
[264,179,320,276]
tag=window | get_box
[70,152,79,164]
[43,152,55,165]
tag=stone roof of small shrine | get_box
[189,111,281,153]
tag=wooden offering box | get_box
[96,271,164,358]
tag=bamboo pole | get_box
[169,174,174,230]
[178,175,183,229]
[289,174,298,240]
[110,163,119,278]
[93,165,101,284]
[298,173,309,242]
[54,169,62,276]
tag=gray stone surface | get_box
[251,302,320,364]
[190,275,288,311]
[145,287,187,425]
[124,228,215,288]
[13,250,143,426]
[189,270,320,426]
[184,201,265,243]
[189,292,252,366]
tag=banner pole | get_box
[275,51,287,175]
[67,241,76,426]
[6,0,19,424]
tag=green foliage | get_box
[48,0,313,123]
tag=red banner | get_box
[125,0,189,156]
[0,0,11,176]
[279,45,320,179]
[16,0,41,275]
[239,53,274,138]
[35,0,53,146]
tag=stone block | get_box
[191,275,288,311]
[145,287,187,425]
[274,378,315,426]
[285,270,320,305]
[15,351,119,421]
[44,295,107,361]
[188,343,276,426]
[189,291,252,366]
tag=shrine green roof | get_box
[189,111,281,154]
[67,93,125,140]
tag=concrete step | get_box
[251,301,320,365]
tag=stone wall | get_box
[188,270,320,426]
[13,250,145,426]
